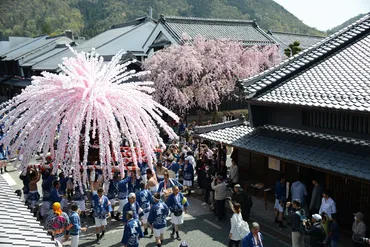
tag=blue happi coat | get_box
[107,179,118,200]
[68,211,81,236]
[91,193,112,219]
[122,201,144,223]
[72,184,86,201]
[148,200,169,229]
[182,163,194,181]
[121,218,143,247]
[42,173,56,202]
[157,178,183,193]
[136,189,153,213]
[166,192,189,213]
[128,177,142,194]
[0,134,7,160]
[59,177,69,195]
[242,232,264,247]
[50,188,63,206]
[138,162,148,176]
[117,177,131,200]
[167,162,180,179]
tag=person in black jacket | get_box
[286,199,305,247]
[200,163,214,206]
[218,160,227,179]
[231,184,253,221]
[305,214,326,247]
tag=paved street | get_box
[2,161,290,247]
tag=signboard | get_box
[268,157,280,171]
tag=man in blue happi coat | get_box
[166,186,189,240]
[91,188,112,244]
[107,173,119,218]
[121,211,144,247]
[122,193,144,224]
[165,157,180,181]
[72,180,87,218]
[69,203,87,247]
[157,172,183,195]
[136,182,153,235]
[40,169,57,218]
[138,162,148,184]
[115,173,132,221]
[58,172,69,210]
[50,180,64,210]
[148,193,170,247]
[128,171,142,194]
[182,157,194,195]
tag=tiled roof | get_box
[95,21,156,56]
[159,16,276,45]
[243,14,370,112]
[32,17,154,71]
[267,30,325,49]
[199,124,370,181]
[1,36,71,61]
[198,123,254,145]
[194,117,247,135]
[0,37,41,58]
[20,47,67,67]
[0,176,56,247]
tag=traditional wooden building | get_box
[196,14,370,229]
[0,34,73,77]
[0,17,156,102]
[31,16,156,74]
[143,15,277,57]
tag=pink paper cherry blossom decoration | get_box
[0,46,179,186]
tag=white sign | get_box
[268,157,280,171]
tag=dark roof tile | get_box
[159,16,276,45]
[0,176,55,247]
[267,30,325,49]
[198,124,370,181]
[243,14,370,112]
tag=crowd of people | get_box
[274,174,369,247]
[5,117,370,247]
[19,156,192,246]
[15,129,244,247]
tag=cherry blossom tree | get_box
[0,47,178,186]
[143,35,281,111]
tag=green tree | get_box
[0,0,83,37]
[41,18,52,35]
[284,41,302,57]
[0,0,327,39]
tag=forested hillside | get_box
[327,13,366,35]
[0,0,326,39]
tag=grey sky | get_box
[273,0,370,31]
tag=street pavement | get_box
[2,161,290,247]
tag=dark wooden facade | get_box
[250,104,370,141]
[234,101,370,229]
[237,143,370,229]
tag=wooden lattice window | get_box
[302,110,370,134]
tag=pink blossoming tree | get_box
[0,47,178,186]
[143,35,281,111]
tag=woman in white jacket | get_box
[229,202,249,247]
